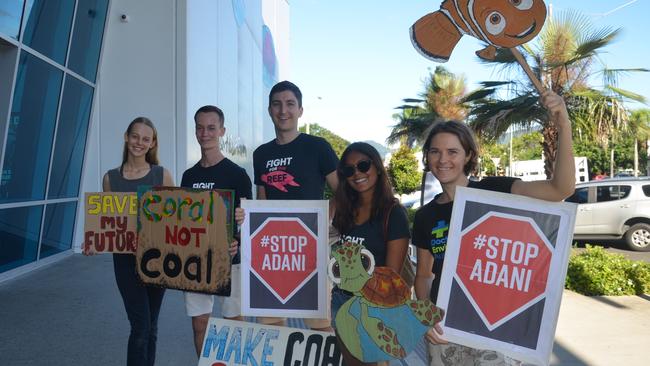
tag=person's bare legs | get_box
[191,314,210,356]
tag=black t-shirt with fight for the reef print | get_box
[253,133,338,200]
[337,205,411,267]
[412,176,518,303]
[181,158,252,264]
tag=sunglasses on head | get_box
[340,160,372,178]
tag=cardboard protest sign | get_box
[241,200,329,319]
[437,186,576,365]
[136,187,234,294]
[411,0,548,92]
[198,318,342,366]
[328,241,444,362]
[84,192,137,253]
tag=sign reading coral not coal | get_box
[437,186,576,366]
[136,187,234,294]
[198,318,342,366]
[241,200,329,318]
[84,192,138,253]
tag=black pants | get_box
[113,254,165,366]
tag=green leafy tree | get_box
[300,123,349,157]
[466,10,648,179]
[387,145,420,195]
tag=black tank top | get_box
[107,165,164,192]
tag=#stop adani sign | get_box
[250,218,318,303]
[436,186,576,366]
[241,200,329,319]
[457,213,552,329]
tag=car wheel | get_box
[624,223,650,251]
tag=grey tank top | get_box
[107,165,164,192]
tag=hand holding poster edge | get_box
[435,186,577,366]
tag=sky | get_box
[289,0,650,146]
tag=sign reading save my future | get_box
[84,192,138,253]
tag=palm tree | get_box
[387,66,468,147]
[466,10,648,178]
[628,109,650,176]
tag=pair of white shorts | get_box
[184,264,241,318]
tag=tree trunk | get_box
[634,139,639,177]
[541,124,558,179]
[610,149,615,177]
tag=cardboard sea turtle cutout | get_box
[328,241,444,362]
[411,0,547,92]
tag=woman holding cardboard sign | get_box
[84,116,173,366]
[412,90,574,365]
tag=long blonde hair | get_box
[121,117,159,165]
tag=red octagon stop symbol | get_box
[250,218,317,303]
[457,212,552,329]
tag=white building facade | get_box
[0,0,289,281]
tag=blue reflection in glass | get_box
[48,75,93,199]
[40,201,77,258]
[0,204,42,273]
[22,0,74,65]
[0,0,25,39]
[1,51,62,203]
[68,0,108,82]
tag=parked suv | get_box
[566,177,650,251]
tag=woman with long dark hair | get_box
[85,117,174,366]
[330,142,410,366]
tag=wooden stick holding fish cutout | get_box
[411,0,548,94]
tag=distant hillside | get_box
[363,140,389,159]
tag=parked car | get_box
[566,177,650,251]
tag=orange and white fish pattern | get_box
[411,0,547,62]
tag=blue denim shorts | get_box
[330,287,353,329]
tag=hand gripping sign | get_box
[411,0,548,93]
[436,186,576,366]
[136,187,234,294]
[241,200,329,319]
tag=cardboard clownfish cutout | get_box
[411,0,547,62]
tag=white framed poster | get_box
[240,199,329,319]
[436,186,577,365]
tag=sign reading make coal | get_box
[241,200,329,319]
[84,192,138,253]
[136,187,234,294]
[437,186,576,366]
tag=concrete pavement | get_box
[0,254,648,365]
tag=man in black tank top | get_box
[181,106,252,356]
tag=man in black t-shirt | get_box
[182,105,252,356]
[252,81,339,330]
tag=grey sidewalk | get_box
[1,254,649,366]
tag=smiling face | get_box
[124,122,155,159]
[426,132,472,185]
[474,0,547,48]
[195,111,225,150]
[268,90,303,133]
[342,151,378,195]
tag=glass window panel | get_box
[40,201,77,258]
[22,0,74,65]
[0,0,25,39]
[0,204,42,273]
[68,0,108,82]
[0,51,62,203]
[47,75,93,199]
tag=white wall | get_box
[73,0,291,250]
